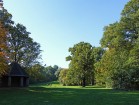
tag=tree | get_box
[0,8,13,76]
[59,69,68,86]
[0,8,14,27]
[44,66,58,82]
[121,0,139,44]
[0,3,43,84]
[95,48,129,88]
[55,67,62,79]
[66,42,94,87]
[96,0,139,89]
[92,47,105,85]
[0,22,8,76]
[0,7,41,67]
[26,64,60,84]
[7,23,41,66]
[26,64,46,83]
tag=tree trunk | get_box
[0,78,1,87]
[91,73,95,85]
[14,52,17,62]
[82,77,86,87]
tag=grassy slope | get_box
[0,81,139,105]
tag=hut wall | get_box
[11,76,20,87]
[23,78,27,87]
[0,76,8,87]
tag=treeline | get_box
[58,0,139,90]
[26,64,60,84]
[1,0,139,90]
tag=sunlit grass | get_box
[0,81,139,105]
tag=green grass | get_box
[0,81,139,105]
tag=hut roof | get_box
[8,62,28,77]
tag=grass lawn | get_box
[0,81,139,105]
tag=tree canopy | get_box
[7,23,41,66]
[0,6,41,77]
[0,22,8,76]
[66,42,94,87]
[96,0,139,89]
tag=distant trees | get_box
[27,64,46,83]
[27,64,60,84]
[44,65,59,82]
[59,68,68,86]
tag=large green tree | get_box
[7,23,41,66]
[0,7,41,67]
[96,0,139,89]
[66,42,94,87]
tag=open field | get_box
[0,81,139,105]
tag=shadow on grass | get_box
[0,85,139,105]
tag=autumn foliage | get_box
[0,22,8,76]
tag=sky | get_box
[3,0,129,68]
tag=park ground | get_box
[0,81,139,105]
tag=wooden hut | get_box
[0,62,29,87]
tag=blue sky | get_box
[4,0,129,68]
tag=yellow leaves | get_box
[0,53,8,75]
[0,21,8,76]
[0,22,7,47]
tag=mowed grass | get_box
[0,82,139,105]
